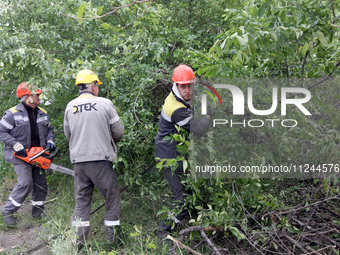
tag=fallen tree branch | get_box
[166,235,202,255]
[200,229,222,255]
[179,225,203,237]
[303,245,336,255]
[263,195,339,217]
[233,182,291,254]
[303,228,338,237]
[305,246,323,255]
[285,234,308,253]
[324,204,340,218]
[173,225,227,255]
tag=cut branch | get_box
[304,246,336,255]
[166,235,202,255]
[263,195,339,217]
[284,234,308,253]
[200,229,222,255]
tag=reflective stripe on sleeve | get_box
[72,220,90,227]
[9,196,21,207]
[0,119,14,130]
[104,220,120,226]
[176,116,191,127]
[31,200,44,206]
[110,115,120,124]
[161,110,171,122]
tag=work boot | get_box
[105,226,125,245]
[74,225,90,246]
[32,205,44,219]
[76,241,84,251]
[2,210,17,226]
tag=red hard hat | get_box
[16,82,42,98]
[172,65,196,84]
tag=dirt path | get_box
[0,200,52,255]
[0,177,53,255]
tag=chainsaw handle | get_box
[45,148,59,160]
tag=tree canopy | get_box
[0,0,339,254]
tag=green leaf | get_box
[301,43,310,56]
[102,23,110,29]
[236,35,246,46]
[147,242,156,249]
[273,242,278,250]
[183,160,188,171]
[152,18,159,25]
[18,48,25,55]
[317,31,328,47]
[77,3,85,19]
[287,226,300,234]
[229,227,245,241]
[97,6,104,15]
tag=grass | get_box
[45,181,177,254]
[3,166,338,254]
[0,169,181,254]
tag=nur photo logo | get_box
[190,78,339,179]
[199,80,312,128]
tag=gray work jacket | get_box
[0,103,55,164]
[63,93,124,164]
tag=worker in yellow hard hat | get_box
[64,69,124,249]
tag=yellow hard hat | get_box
[75,69,102,86]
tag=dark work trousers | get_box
[155,137,188,232]
[72,160,120,242]
[160,162,189,231]
[4,161,47,213]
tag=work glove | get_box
[46,141,56,152]
[13,142,27,157]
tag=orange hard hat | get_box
[172,65,196,84]
[16,82,42,98]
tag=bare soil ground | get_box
[0,178,52,255]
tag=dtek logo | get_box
[73,103,98,114]
[201,84,312,128]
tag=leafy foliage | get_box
[0,0,339,254]
[193,0,340,78]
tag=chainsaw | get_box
[14,147,75,177]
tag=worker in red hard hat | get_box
[0,82,55,226]
[154,65,212,238]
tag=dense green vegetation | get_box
[0,0,339,254]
